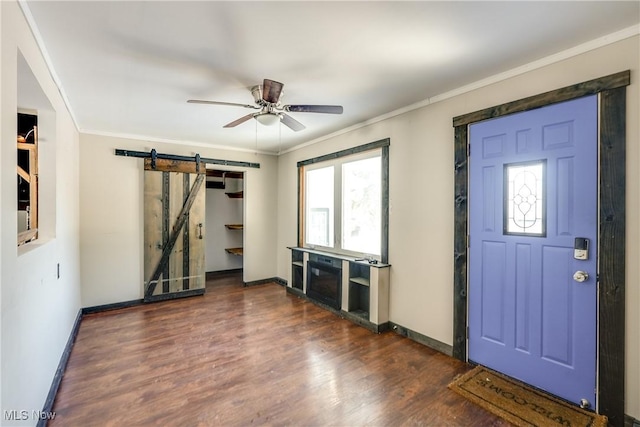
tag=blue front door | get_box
[468,95,598,407]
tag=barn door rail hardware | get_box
[115,149,260,169]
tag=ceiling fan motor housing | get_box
[251,84,283,107]
[251,85,264,105]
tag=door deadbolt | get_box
[573,271,589,283]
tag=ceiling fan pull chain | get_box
[255,118,258,152]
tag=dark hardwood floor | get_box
[50,273,509,426]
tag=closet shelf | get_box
[225,224,243,230]
[225,247,243,256]
[225,191,243,199]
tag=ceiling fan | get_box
[188,79,343,132]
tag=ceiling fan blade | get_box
[285,105,343,114]
[188,99,259,109]
[280,113,306,132]
[262,79,284,104]
[223,113,256,128]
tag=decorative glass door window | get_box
[504,160,546,236]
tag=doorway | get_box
[468,95,597,406]
[452,71,629,424]
[205,170,245,275]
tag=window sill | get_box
[18,236,55,257]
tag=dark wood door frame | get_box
[452,70,630,426]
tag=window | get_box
[342,156,381,253]
[299,139,389,262]
[17,112,38,246]
[305,167,334,247]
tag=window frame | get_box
[297,139,390,263]
[17,112,38,246]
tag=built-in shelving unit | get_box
[224,224,243,255]
[206,169,244,263]
[287,247,390,333]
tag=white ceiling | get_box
[21,1,640,154]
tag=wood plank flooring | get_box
[50,273,509,426]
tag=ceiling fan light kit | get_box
[188,78,343,132]
[255,112,281,126]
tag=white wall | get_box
[0,1,81,425]
[79,134,278,307]
[205,177,243,272]
[2,1,637,421]
[277,35,640,418]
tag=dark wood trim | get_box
[286,285,306,299]
[82,292,207,316]
[597,85,626,427]
[206,268,243,279]
[381,145,390,264]
[37,309,83,427]
[389,322,453,357]
[82,299,145,315]
[452,124,469,361]
[144,288,205,303]
[296,138,390,167]
[453,70,630,127]
[624,414,640,427]
[452,71,629,425]
[243,277,283,287]
[297,166,304,247]
[342,314,389,334]
[274,277,288,287]
[296,139,391,261]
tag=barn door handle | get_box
[198,223,203,239]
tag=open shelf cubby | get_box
[348,261,370,316]
[291,249,304,290]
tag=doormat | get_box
[448,366,607,427]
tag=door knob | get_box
[573,271,589,283]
